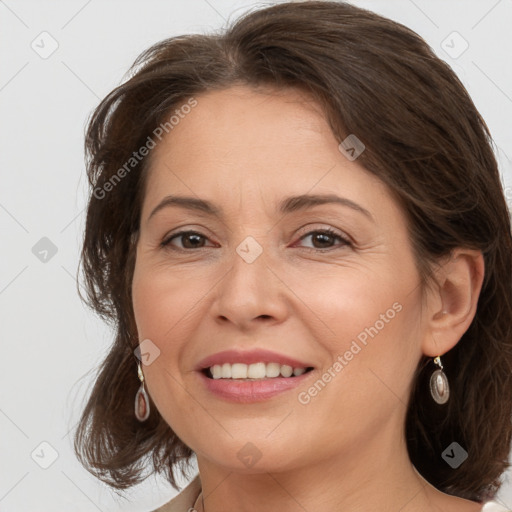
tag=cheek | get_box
[131,259,207,345]
[131,264,201,428]
[292,258,422,395]
[287,260,414,347]
[290,282,421,452]
[131,258,218,417]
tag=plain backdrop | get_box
[1,0,511,510]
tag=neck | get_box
[194,423,439,512]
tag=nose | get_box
[211,243,289,331]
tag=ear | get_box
[421,248,485,358]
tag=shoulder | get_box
[152,474,202,512]
[481,501,512,512]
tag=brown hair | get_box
[74,0,512,502]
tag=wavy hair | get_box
[74,0,512,502]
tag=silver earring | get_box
[430,355,450,405]
[135,362,150,421]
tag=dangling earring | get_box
[430,355,450,405]
[135,362,150,421]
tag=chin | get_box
[196,436,309,474]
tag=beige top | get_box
[152,474,511,512]
[153,474,201,512]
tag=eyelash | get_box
[160,228,352,252]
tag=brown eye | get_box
[297,229,351,250]
[161,231,212,250]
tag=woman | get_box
[74,1,512,511]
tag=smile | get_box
[204,362,314,380]
[196,349,316,402]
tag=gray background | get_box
[1,0,511,510]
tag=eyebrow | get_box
[148,193,373,222]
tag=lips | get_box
[194,349,316,402]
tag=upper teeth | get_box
[209,362,307,379]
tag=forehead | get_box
[141,85,392,221]
[150,85,334,162]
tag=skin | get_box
[131,85,485,512]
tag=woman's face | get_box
[132,85,426,472]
